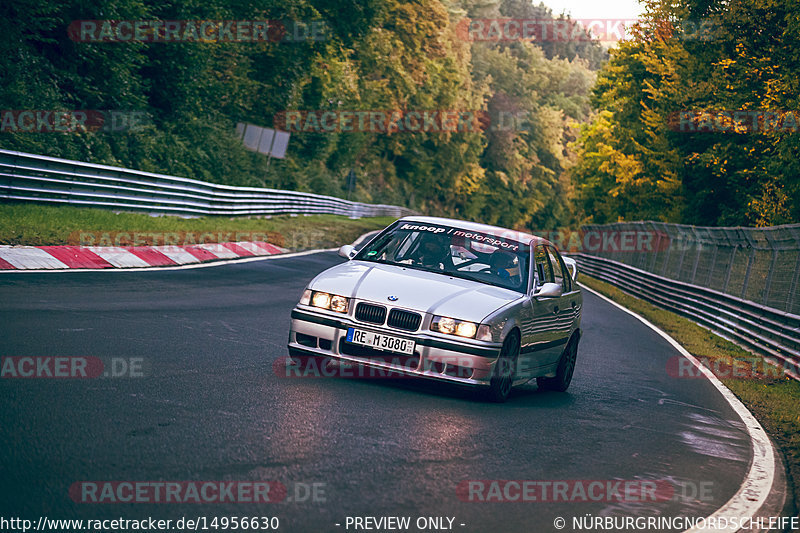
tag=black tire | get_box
[537,335,578,392]
[486,331,520,403]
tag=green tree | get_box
[572,0,800,226]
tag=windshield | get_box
[355,221,530,293]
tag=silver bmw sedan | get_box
[287,216,582,402]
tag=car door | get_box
[519,245,566,370]
[543,246,577,363]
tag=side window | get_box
[560,255,573,292]
[534,245,554,286]
[546,246,571,292]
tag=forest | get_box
[1,0,797,229]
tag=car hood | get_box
[309,260,523,323]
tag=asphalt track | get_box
[0,251,759,532]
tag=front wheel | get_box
[486,331,520,403]
[537,335,578,392]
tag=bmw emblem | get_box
[388,295,399,302]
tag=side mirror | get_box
[338,244,356,259]
[533,282,563,299]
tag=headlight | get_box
[312,291,331,309]
[308,291,349,313]
[437,317,456,334]
[431,316,480,338]
[455,321,477,338]
[330,295,348,313]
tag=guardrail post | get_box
[648,223,663,273]
[675,227,690,281]
[690,226,703,284]
[723,245,737,294]
[660,229,673,277]
[761,229,779,306]
[706,239,718,287]
[788,252,800,314]
[740,231,756,300]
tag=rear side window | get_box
[546,246,572,293]
[534,245,554,286]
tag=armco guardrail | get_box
[0,149,414,218]
[573,252,800,380]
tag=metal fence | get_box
[0,149,414,218]
[571,221,800,380]
[581,221,800,316]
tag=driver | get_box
[411,233,451,270]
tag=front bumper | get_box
[287,306,503,387]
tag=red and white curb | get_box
[0,241,288,270]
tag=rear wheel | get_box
[486,331,520,403]
[537,335,578,392]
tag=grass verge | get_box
[579,274,799,515]
[0,203,395,250]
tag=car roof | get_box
[398,216,552,248]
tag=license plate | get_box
[346,328,415,355]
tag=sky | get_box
[539,0,645,20]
